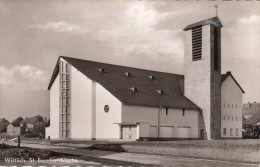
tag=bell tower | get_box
[183,17,222,139]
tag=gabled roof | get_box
[48,56,201,111]
[245,113,260,125]
[184,16,223,31]
[243,102,260,115]
[12,117,23,126]
[0,118,9,123]
[9,123,20,127]
[221,71,245,93]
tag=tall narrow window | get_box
[223,128,227,135]
[182,109,185,116]
[230,128,233,136]
[192,26,202,61]
[236,129,239,136]
[59,61,71,139]
[214,27,219,71]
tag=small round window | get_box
[104,105,109,113]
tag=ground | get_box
[1,138,260,166]
[0,143,156,166]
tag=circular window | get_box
[104,105,109,113]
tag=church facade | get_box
[46,17,244,140]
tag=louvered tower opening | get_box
[192,26,202,61]
[214,27,219,71]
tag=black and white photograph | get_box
[0,0,259,166]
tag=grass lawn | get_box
[64,139,260,163]
[121,139,260,163]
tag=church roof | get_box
[184,16,223,31]
[48,56,201,111]
[221,71,245,93]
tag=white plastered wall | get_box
[70,65,92,139]
[122,105,199,138]
[221,76,243,138]
[95,83,121,139]
[45,73,60,139]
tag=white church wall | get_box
[121,105,199,138]
[70,65,92,139]
[95,83,121,139]
[221,76,243,138]
[46,73,60,139]
[137,122,150,138]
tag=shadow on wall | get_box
[87,144,126,152]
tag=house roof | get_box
[0,118,9,123]
[48,56,201,111]
[221,71,245,93]
[9,123,20,127]
[184,16,223,31]
[12,117,23,126]
[245,113,260,125]
[243,102,260,115]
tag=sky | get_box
[0,0,259,122]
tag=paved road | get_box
[1,141,259,167]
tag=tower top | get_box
[183,16,223,31]
[214,4,218,16]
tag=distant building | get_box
[244,113,260,126]
[20,115,45,134]
[12,117,24,126]
[221,72,244,138]
[6,123,25,136]
[46,16,244,140]
[243,102,260,119]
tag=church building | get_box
[45,16,244,140]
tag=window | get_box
[224,103,225,108]
[236,105,237,109]
[232,117,233,121]
[192,26,202,61]
[59,61,71,138]
[182,109,185,116]
[224,116,225,120]
[232,104,233,109]
[223,128,227,135]
[228,116,229,120]
[166,108,168,115]
[236,129,239,136]
[66,64,69,73]
[230,128,233,136]
[236,117,238,121]
[214,27,219,71]
[228,104,229,108]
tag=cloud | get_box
[225,15,260,61]
[98,2,182,61]
[0,65,49,92]
[29,21,88,33]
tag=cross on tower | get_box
[214,4,218,16]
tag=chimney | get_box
[226,71,231,75]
